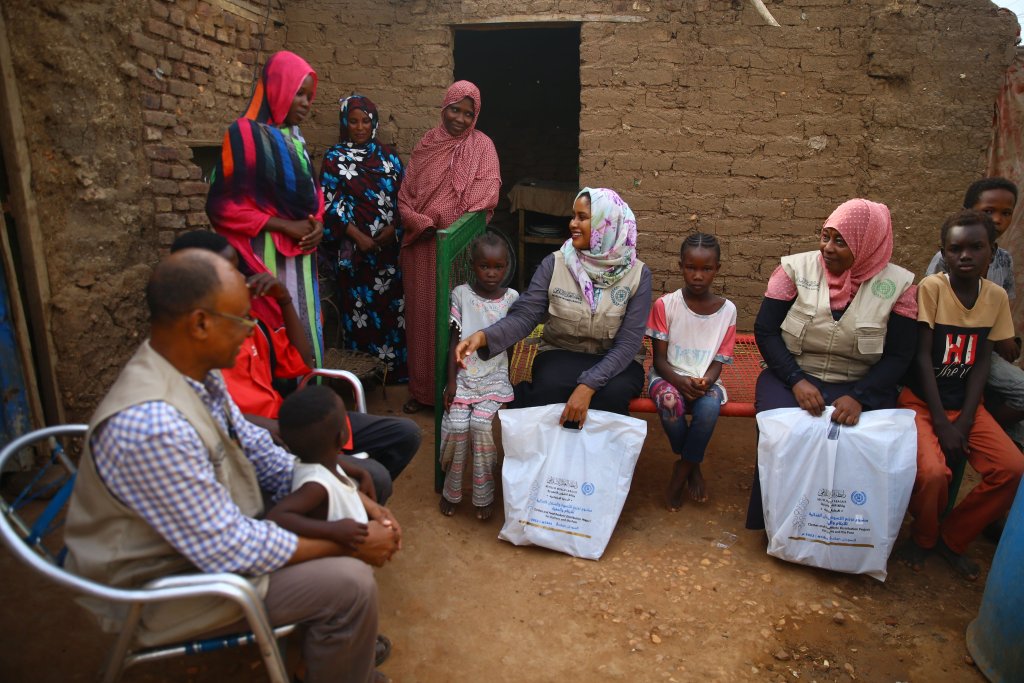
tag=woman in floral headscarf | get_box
[745,198,919,530]
[320,94,407,380]
[398,80,501,412]
[456,188,653,427]
[206,50,325,365]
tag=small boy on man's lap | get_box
[266,386,402,568]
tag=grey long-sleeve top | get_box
[478,253,652,390]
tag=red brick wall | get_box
[133,0,287,246]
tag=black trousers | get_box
[512,349,645,416]
[339,411,421,504]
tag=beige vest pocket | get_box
[780,310,812,355]
[855,324,886,357]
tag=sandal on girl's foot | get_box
[375,634,392,666]
[402,398,423,414]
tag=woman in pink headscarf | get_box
[746,198,919,530]
[398,81,501,412]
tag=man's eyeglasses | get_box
[201,309,258,332]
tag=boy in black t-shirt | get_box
[897,210,1024,580]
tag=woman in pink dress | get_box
[397,81,501,412]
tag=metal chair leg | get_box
[235,593,290,683]
[99,602,143,683]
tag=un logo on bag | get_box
[581,482,595,496]
[851,490,867,505]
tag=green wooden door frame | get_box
[433,211,488,491]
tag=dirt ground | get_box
[0,388,995,683]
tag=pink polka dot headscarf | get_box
[821,198,894,310]
[764,197,917,318]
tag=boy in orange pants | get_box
[898,209,1024,580]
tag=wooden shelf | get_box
[523,235,566,245]
[517,209,568,290]
[508,180,577,291]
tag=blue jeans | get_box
[649,378,724,463]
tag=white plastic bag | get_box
[498,404,647,560]
[757,406,917,581]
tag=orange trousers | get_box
[898,387,1024,554]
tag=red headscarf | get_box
[206,51,324,263]
[243,50,319,125]
[397,81,501,244]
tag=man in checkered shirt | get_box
[65,249,394,683]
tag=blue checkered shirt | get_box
[90,371,298,575]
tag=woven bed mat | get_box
[321,347,387,382]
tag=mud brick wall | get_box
[2,0,285,416]
[2,0,1019,418]
[131,0,287,246]
[590,0,1015,323]
[280,1,453,164]
[288,0,1018,326]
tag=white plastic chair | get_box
[0,425,295,682]
[299,368,367,413]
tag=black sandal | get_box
[375,634,392,666]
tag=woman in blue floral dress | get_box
[320,94,408,380]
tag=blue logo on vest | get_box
[610,286,629,306]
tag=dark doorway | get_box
[454,25,580,198]
[454,25,581,286]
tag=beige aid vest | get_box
[541,252,645,362]
[779,251,914,383]
[64,341,270,646]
